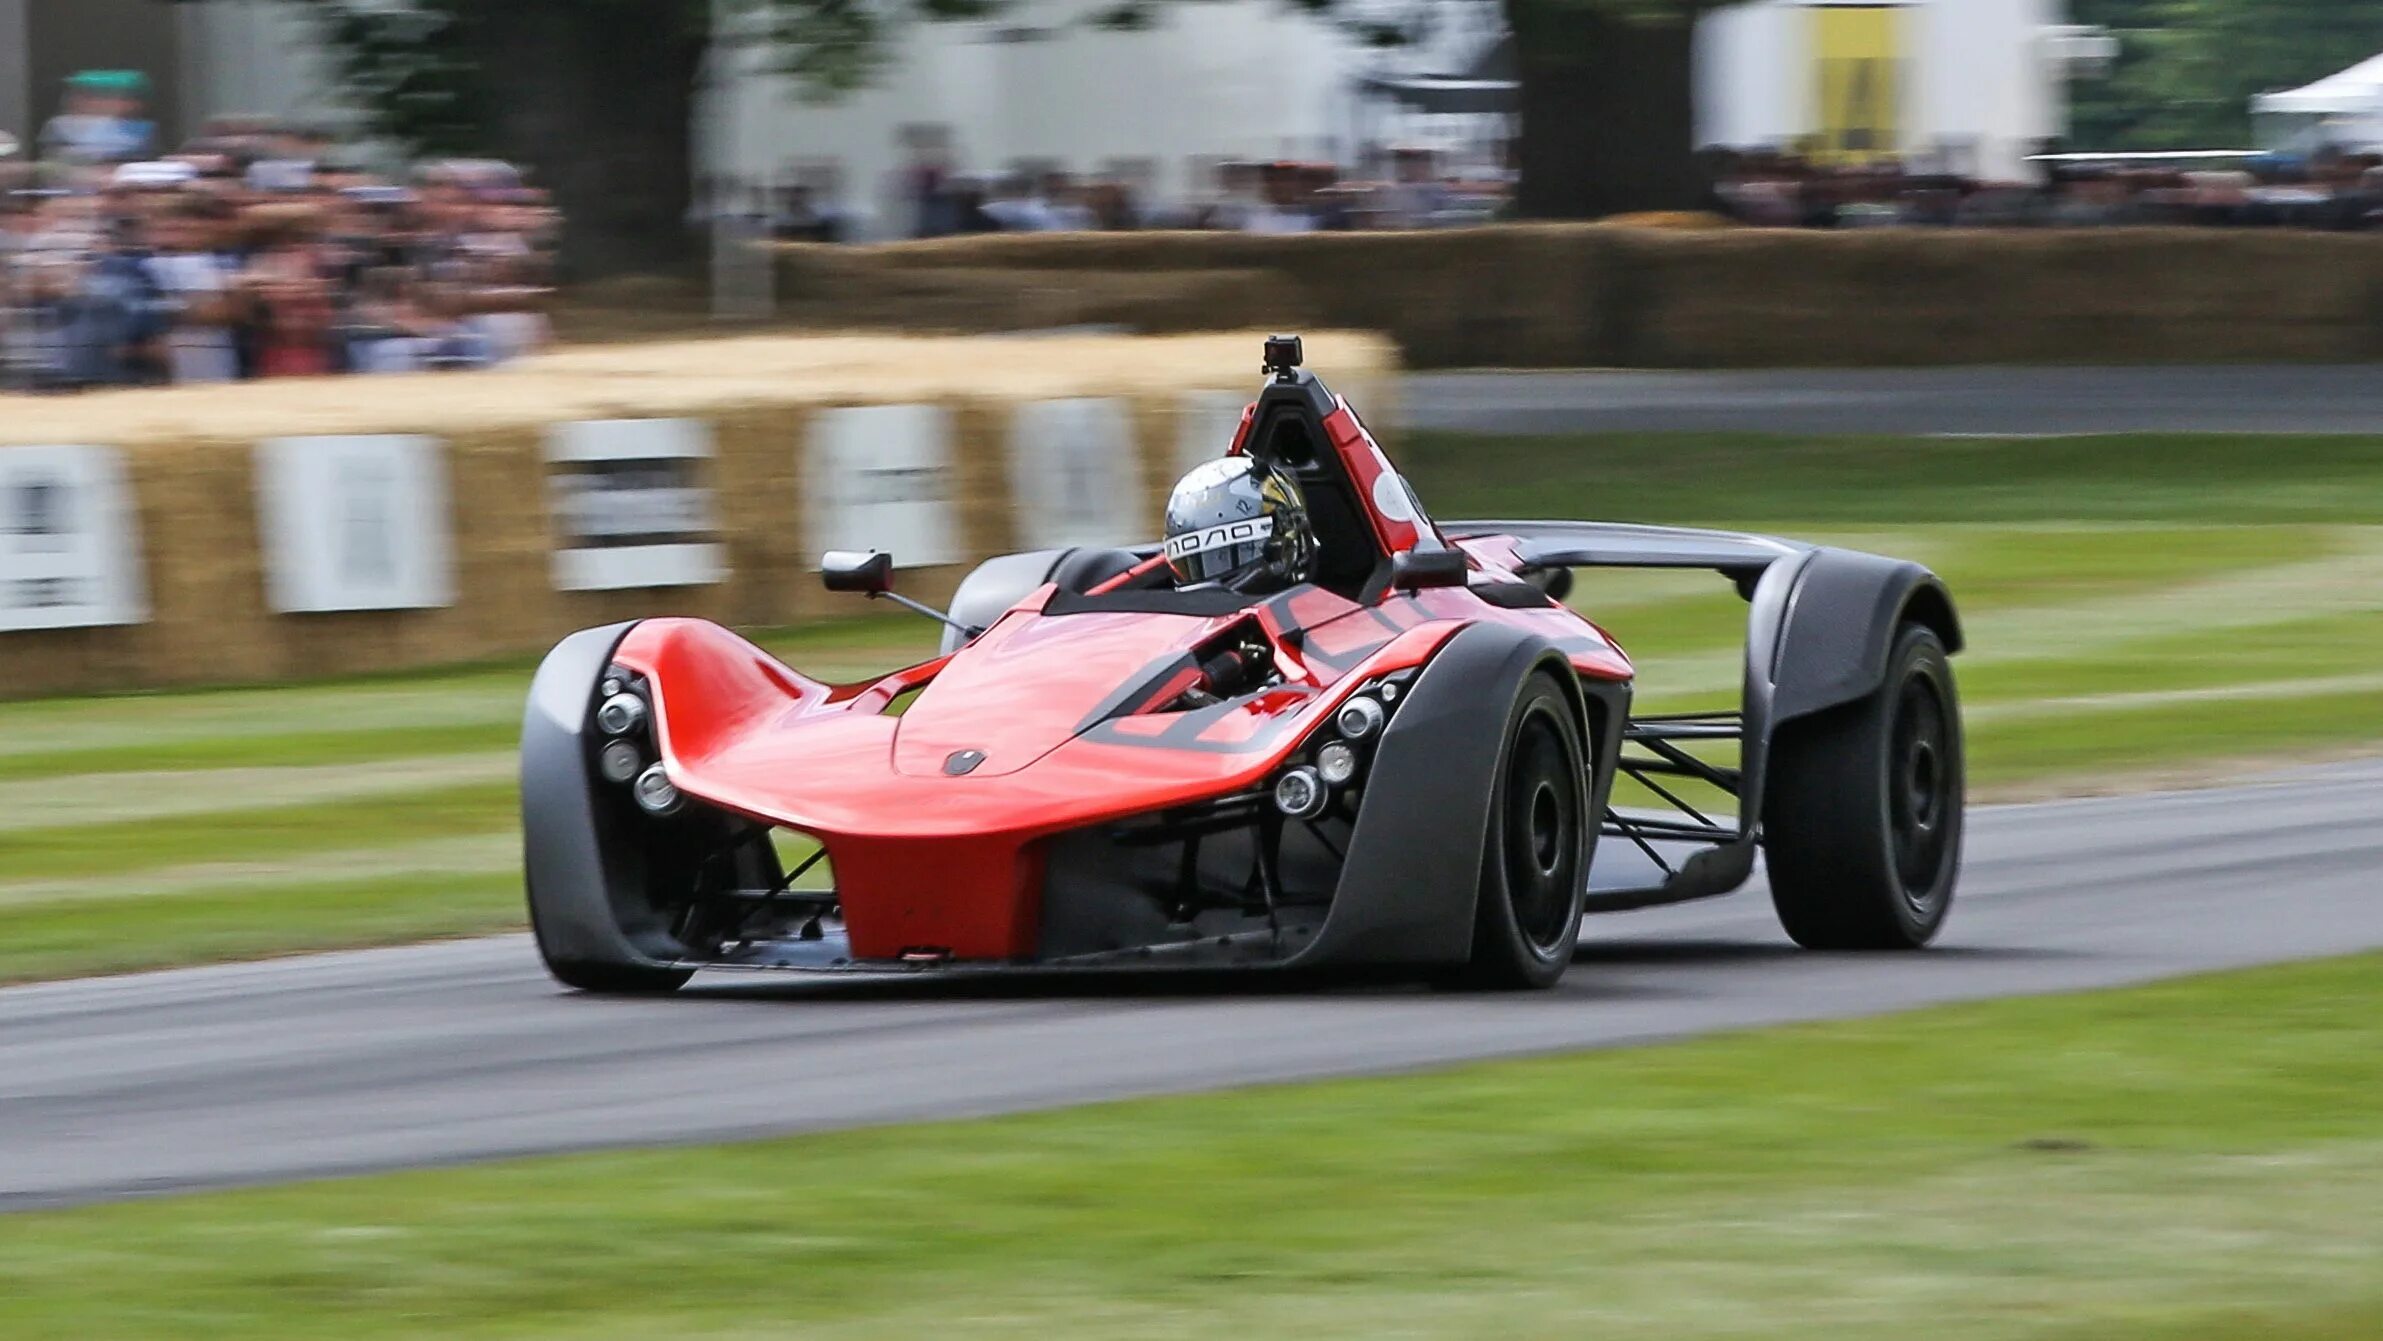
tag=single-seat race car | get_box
[522,335,1965,993]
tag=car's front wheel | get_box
[1456,671,1590,989]
[1763,622,1964,949]
[538,956,694,995]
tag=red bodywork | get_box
[610,398,1632,963]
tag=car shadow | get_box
[664,939,2072,1007]
[1575,936,2086,967]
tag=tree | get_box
[172,0,992,275]
[2069,0,2383,150]
[170,0,1716,273]
[174,0,705,274]
[1506,1,1710,219]
[1110,0,1718,220]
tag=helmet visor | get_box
[1165,514,1276,586]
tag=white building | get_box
[701,0,1418,234]
[1698,0,2078,181]
[0,0,337,151]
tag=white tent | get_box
[2254,52,2383,117]
[2253,52,2383,152]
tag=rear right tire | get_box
[1762,623,1964,949]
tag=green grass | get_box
[0,783,521,884]
[0,871,522,984]
[0,619,935,983]
[7,953,2383,1339]
[1406,430,2383,524]
[1410,430,2383,810]
[3,432,2381,984]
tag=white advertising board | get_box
[0,445,147,632]
[255,435,454,613]
[544,419,726,592]
[1008,398,1147,550]
[804,404,961,568]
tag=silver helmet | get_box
[1163,456,1317,591]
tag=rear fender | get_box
[1739,548,1959,834]
[1768,549,1964,724]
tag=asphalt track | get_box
[1406,365,2383,436]
[5,758,2381,1211]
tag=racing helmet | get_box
[1163,456,1317,591]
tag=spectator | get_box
[1702,145,2383,233]
[38,71,156,170]
[143,196,239,384]
[1243,162,1319,235]
[240,209,337,378]
[3,90,556,393]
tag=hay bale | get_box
[772,226,2383,369]
[0,332,1396,695]
[1615,227,2383,367]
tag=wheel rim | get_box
[1503,707,1581,955]
[1888,669,1955,905]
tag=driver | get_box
[1163,456,1317,594]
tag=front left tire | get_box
[539,957,693,995]
[1457,670,1591,989]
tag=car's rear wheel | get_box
[1763,622,1964,949]
[1456,671,1590,989]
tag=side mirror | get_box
[821,550,894,595]
[1390,548,1468,591]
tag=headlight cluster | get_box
[595,669,683,817]
[1272,670,1414,819]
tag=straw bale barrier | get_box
[775,225,2383,368]
[0,331,1397,696]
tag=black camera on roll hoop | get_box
[1262,334,1303,380]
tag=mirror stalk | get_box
[871,590,978,639]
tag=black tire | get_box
[527,885,693,995]
[1763,623,1964,950]
[1457,671,1591,989]
[539,958,694,995]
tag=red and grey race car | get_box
[522,336,1965,993]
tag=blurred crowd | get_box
[921,152,1511,235]
[708,145,1513,242]
[3,71,556,394]
[1708,146,2383,230]
[721,138,2383,243]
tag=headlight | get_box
[1334,695,1385,740]
[1316,740,1360,787]
[632,763,685,816]
[1273,766,1327,819]
[598,739,645,784]
[596,693,647,737]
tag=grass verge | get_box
[4,953,2381,1339]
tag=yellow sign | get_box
[1810,3,1905,163]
